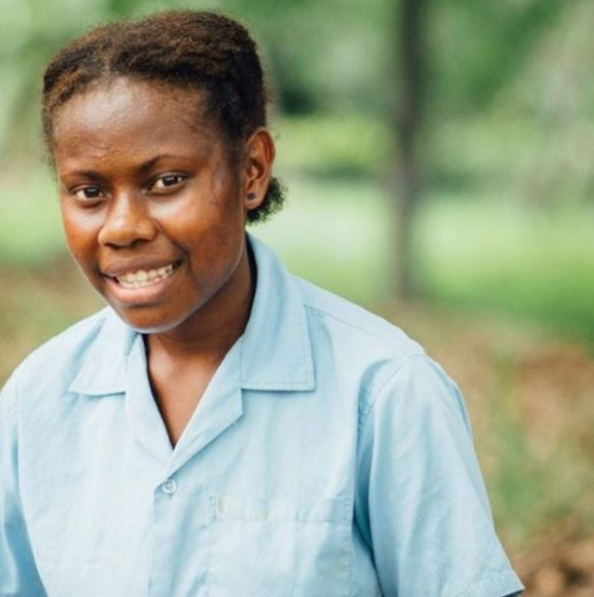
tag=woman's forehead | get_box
[52,76,209,140]
[51,77,225,171]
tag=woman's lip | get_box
[104,261,182,306]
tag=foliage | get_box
[2,0,593,208]
[426,0,567,115]
[0,0,388,165]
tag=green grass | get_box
[0,167,65,265]
[416,197,594,342]
[273,113,389,179]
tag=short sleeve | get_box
[355,355,524,597]
[0,375,47,596]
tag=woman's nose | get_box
[97,193,158,247]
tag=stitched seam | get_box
[7,376,19,422]
[304,303,424,358]
[7,377,25,504]
[452,568,522,597]
[358,354,431,427]
[241,382,314,391]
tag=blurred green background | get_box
[1,0,594,594]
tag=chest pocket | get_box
[207,496,352,597]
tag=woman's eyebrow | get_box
[138,154,189,173]
[59,168,106,182]
[61,155,191,180]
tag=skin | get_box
[52,76,275,445]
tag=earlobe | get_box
[243,191,265,212]
[242,128,275,212]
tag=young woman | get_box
[0,10,524,597]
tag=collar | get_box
[239,234,315,391]
[69,234,315,396]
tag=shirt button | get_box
[161,479,178,495]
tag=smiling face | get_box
[52,77,269,337]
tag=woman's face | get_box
[52,77,265,335]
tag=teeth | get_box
[117,264,175,289]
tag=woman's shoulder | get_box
[292,277,458,412]
[295,275,425,361]
[8,307,122,399]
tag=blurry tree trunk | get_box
[391,0,428,299]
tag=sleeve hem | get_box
[453,568,524,597]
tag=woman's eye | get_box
[73,186,103,202]
[152,174,185,191]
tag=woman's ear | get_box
[242,127,275,213]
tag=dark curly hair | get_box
[41,10,285,224]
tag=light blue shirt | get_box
[0,235,523,597]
